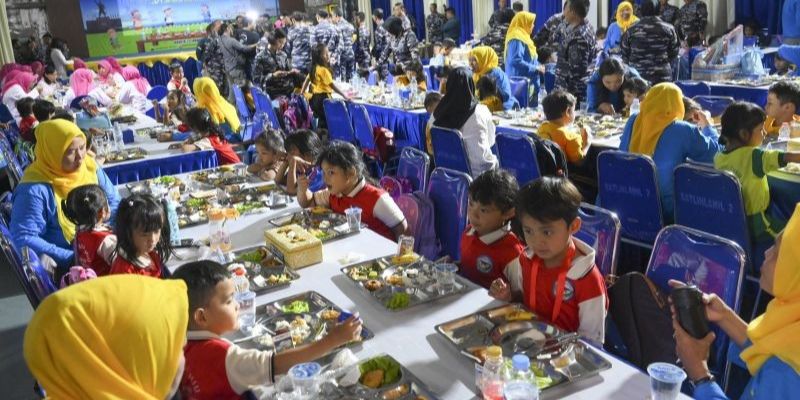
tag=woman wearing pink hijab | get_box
[97,60,125,88]
[30,61,45,78]
[117,66,151,112]
[63,68,111,108]
[2,71,39,123]
[73,58,88,70]
[104,57,124,75]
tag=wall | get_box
[45,0,89,58]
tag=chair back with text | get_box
[323,99,357,144]
[496,132,541,186]
[397,147,431,192]
[509,76,530,109]
[692,96,735,118]
[430,126,472,176]
[146,85,168,101]
[427,168,472,260]
[576,203,622,277]
[676,81,711,98]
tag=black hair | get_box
[32,99,55,122]
[621,77,650,97]
[292,12,305,22]
[769,81,800,111]
[15,97,34,117]
[254,128,285,153]
[372,8,384,19]
[51,110,74,122]
[537,46,554,64]
[220,22,230,35]
[469,169,519,212]
[316,140,364,178]
[268,28,287,45]
[42,65,57,84]
[317,10,329,19]
[513,2,524,11]
[598,57,625,78]
[205,22,216,34]
[719,101,767,149]
[517,177,582,224]
[639,0,658,17]
[442,38,456,49]
[686,31,703,48]
[436,65,452,79]
[356,11,366,21]
[62,184,109,230]
[284,129,322,160]
[542,90,576,121]
[567,0,589,18]
[171,260,231,323]
[332,7,343,17]
[446,7,455,14]
[114,193,172,264]
[186,107,226,141]
[424,91,443,110]
[169,62,183,73]
[596,26,608,39]
[310,43,331,84]
[477,75,499,101]
[403,60,425,82]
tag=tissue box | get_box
[264,224,322,269]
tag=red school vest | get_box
[109,251,162,277]
[74,229,113,276]
[330,184,395,240]
[459,226,524,289]
[208,136,241,165]
[181,338,240,400]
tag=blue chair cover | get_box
[496,132,541,186]
[646,225,746,381]
[427,167,472,260]
[692,96,736,118]
[147,85,169,101]
[0,136,23,184]
[151,61,171,87]
[509,76,530,109]
[243,112,267,143]
[103,151,219,184]
[430,126,472,176]
[360,103,430,151]
[397,147,431,192]
[21,247,57,302]
[0,103,13,123]
[252,89,282,131]
[0,220,53,309]
[597,150,663,245]
[323,99,357,144]
[146,103,165,120]
[576,203,621,277]
[349,103,378,154]
[0,191,12,222]
[69,95,88,110]
[232,85,252,122]
[183,57,201,88]
[676,81,711,98]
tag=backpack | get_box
[283,94,312,132]
[379,175,413,199]
[530,135,568,177]
[605,272,677,369]
[371,126,396,162]
[60,266,98,289]
[396,191,439,260]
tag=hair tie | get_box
[128,200,134,206]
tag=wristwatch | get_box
[691,374,715,388]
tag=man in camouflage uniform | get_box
[332,8,356,81]
[426,3,446,44]
[371,9,390,63]
[554,0,596,103]
[354,12,372,71]
[313,10,341,72]
[658,0,679,26]
[534,11,566,49]
[482,7,515,68]
[201,22,229,98]
[288,12,313,74]
[621,0,679,84]
[253,29,301,98]
[676,0,707,41]
[378,16,419,79]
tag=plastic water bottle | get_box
[630,98,641,115]
[232,268,250,293]
[164,195,180,246]
[112,122,124,151]
[537,86,548,114]
[779,122,791,140]
[503,354,539,400]
[480,346,504,400]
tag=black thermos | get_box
[671,286,711,339]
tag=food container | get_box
[264,224,323,269]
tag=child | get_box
[424,91,443,157]
[682,96,713,131]
[537,46,557,66]
[489,177,607,343]
[15,97,37,143]
[167,62,193,99]
[110,194,172,277]
[620,76,650,115]
[118,66,151,113]
[63,184,116,276]
[429,41,445,67]
[183,107,241,165]
[714,102,800,243]
[396,60,427,91]
[764,81,800,137]
[301,43,350,129]
[297,140,407,240]
[537,90,592,164]
[441,38,456,66]
[277,129,323,194]
[35,65,60,98]
[172,260,363,399]
[460,169,524,289]
[435,65,451,94]
[477,75,503,113]
[773,53,797,77]
[155,90,191,141]
[32,98,55,126]
[247,128,285,181]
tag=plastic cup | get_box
[345,207,362,232]
[270,190,287,207]
[236,291,256,334]
[434,263,459,295]
[647,363,687,400]
[289,362,322,398]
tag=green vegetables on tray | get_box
[282,300,310,314]
[385,292,410,310]
[359,356,402,388]
[502,359,555,389]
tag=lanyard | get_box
[525,241,576,323]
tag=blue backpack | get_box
[396,191,439,260]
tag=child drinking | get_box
[278,129,323,194]
[110,194,172,277]
[247,128,285,181]
[297,140,407,240]
[63,184,116,276]
[154,90,191,141]
[538,90,592,164]
[183,107,241,165]
[397,60,427,91]
[301,43,350,129]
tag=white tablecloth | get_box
[495,116,622,150]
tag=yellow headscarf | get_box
[615,2,639,32]
[193,77,241,133]
[470,46,499,84]
[21,119,98,242]
[505,12,538,60]
[24,275,188,399]
[629,83,685,156]
[741,205,800,375]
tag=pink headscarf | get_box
[97,60,114,82]
[2,71,37,95]
[122,66,149,95]
[31,61,44,77]
[73,58,88,70]
[104,57,124,75]
[0,63,23,81]
[70,68,96,97]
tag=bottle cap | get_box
[486,345,502,358]
[234,268,245,276]
[512,354,530,371]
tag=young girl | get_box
[110,194,172,277]
[621,77,650,116]
[118,66,151,113]
[301,43,350,129]
[183,107,241,165]
[297,140,407,240]
[397,60,427,91]
[63,184,116,276]
[167,62,193,99]
[714,102,800,244]
[35,65,61,99]
[277,129,323,194]
[15,97,37,143]
[247,128,286,181]
[154,90,190,141]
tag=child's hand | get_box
[297,172,309,189]
[489,278,512,301]
[581,125,593,145]
[326,314,363,347]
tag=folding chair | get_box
[509,76,530,109]
[146,85,169,101]
[576,203,622,277]
[0,103,13,124]
[692,96,736,118]
[427,167,472,260]
[0,220,57,309]
[430,126,472,176]
[251,87,282,131]
[397,147,431,192]
[676,81,711,98]
[323,99,357,144]
[496,132,541,186]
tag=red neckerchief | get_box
[522,240,577,322]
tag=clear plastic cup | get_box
[647,362,687,400]
[434,263,458,295]
[236,291,256,334]
[345,207,362,232]
[289,362,322,398]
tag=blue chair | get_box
[146,85,169,101]
[509,76,530,109]
[0,220,57,309]
[151,61,171,86]
[145,103,165,120]
[242,112,267,143]
[676,81,711,98]
[496,132,541,186]
[430,126,472,176]
[0,191,11,222]
[183,57,201,87]
[349,104,379,155]
[0,137,23,185]
[69,95,88,110]
[0,103,13,123]
[646,225,746,387]
[397,147,431,192]
[251,88,282,131]
[323,99,357,144]
[138,64,157,87]
[597,150,663,247]
[231,85,252,122]
[692,96,736,118]
[576,203,622,277]
[427,167,472,260]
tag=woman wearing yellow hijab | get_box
[193,77,241,134]
[24,275,189,399]
[504,11,541,106]
[469,46,519,111]
[619,82,721,218]
[672,204,800,399]
[604,1,639,53]
[10,119,121,271]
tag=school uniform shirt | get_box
[109,250,163,277]
[116,81,150,113]
[2,84,39,124]
[181,330,274,400]
[460,225,524,289]
[74,227,116,276]
[18,115,37,143]
[167,77,192,97]
[311,66,334,94]
[193,136,242,165]
[537,121,587,164]
[504,237,607,344]
[313,178,405,241]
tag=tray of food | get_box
[103,147,148,164]
[227,291,373,353]
[125,175,186,196]
[313,354,440,400]
[191,165,252,187]
[228,246,299,294]
[435,303,611,392]
[268,207,360,243]
[177,197,210,228]
[341,256,468,312]
[575,113,627,138]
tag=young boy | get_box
[621,77,650,115]
[537,90,592,164]
[15,97,37,143]
[32,99,55,126]
[773,53,797,77]
[764,81,800,137]
[172,261,362,399]
[460,169,524,289]
[424,91,443,156]
[489,177,607,344]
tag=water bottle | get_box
[232,267,250,293]
[779,122,791,140]
[112,122,124,151]
[480,346,504,400]
[503,355,539,400]
[537,86,547,114]
[164,194,180,246]
[630,98,641,115]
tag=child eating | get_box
[537,90,592,164]
[247,129,286,181]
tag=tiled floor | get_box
[0,259,36,400]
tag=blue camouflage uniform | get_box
[355,25,372,70]
[621,16,679,84]
[335,19,356,81]
[288,24,313,74]
[677,0,708,40]
[313,20,341,70]
[554,19,597,103]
